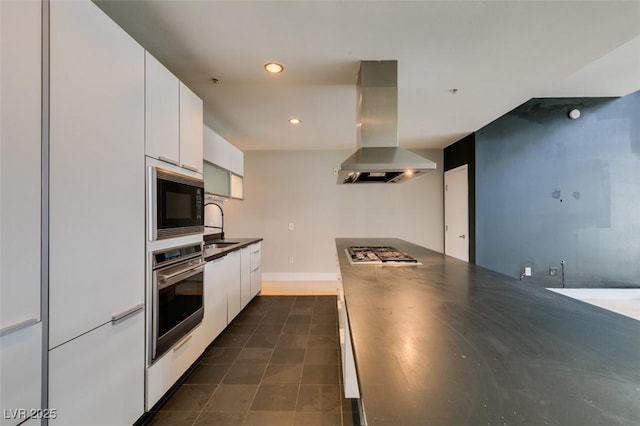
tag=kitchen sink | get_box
[205,241,239,249]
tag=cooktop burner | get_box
[346,246,421,265]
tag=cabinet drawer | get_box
[146,323,205,409]
[250,243,261,270]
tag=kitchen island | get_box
[336,238,640,426]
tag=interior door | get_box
[445,165,469,262]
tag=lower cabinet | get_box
[240,247,251,308]
[249,242,262,297]
[203,257,229,343]
[49,310,144,425]
[0,323,42,426]
[337,285,360,398]
[226,251,241,323]
[146,324,205,409]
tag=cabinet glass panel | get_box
[204,160,230,197]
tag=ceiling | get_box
[95,1,640,152]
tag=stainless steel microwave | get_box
[148,166,204,240]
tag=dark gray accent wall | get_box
[475,91,640,288]
[444,133,476,263]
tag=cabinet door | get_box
[250,243,262,297]
[230,173,244,200]
[226,250,241,323]
[0,323,42,426]
[49,310,144,425]
[145,52,180,166]
[204,256,229,343]
[49,0,145,348]
[240,247,251,308]
[0,0,41,328]
[179,82,203,173]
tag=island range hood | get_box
[337,60,436,184]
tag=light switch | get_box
[288,222,294,230]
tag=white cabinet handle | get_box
[158,156,179,166]
[181,163,200,173]
[0,318,38,337]
[172,334,192,351]
[111,304,144,325]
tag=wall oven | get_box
[152,243,204,360]
[148,166,204,240]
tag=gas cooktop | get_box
[346,246,421,265]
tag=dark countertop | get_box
[203,237,262,262]
[336,238,640,426]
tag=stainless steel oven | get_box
[152,243,204,360]
[148,166,204,240]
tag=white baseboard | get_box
[262,272,338,282]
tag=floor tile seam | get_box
[244,304,290,413]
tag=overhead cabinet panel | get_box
[49,0,145,348]
[145,52,180,166]
[179,82,204,173]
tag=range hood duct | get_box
[337,60,436,184]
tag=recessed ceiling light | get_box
[264,62,284,73]
[288,118,301,125]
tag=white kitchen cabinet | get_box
[240,247,251,308]
[203,125,244,176]
[203,125,244,199]
[179,82,204,173]
[49,0,145,348]
[204,160,231,197]
[338,299,360,398]
[49,310,144,425]
[145,54,202,173]
[48,1,145,422]
[146,323,205,409]
[0,323,42,426]
[204,256,229,343]
[250,242,262,297]
[2,3,44,424]
[145,52,180,166]
[230,173,244,200]
[0,0,41,332]
[226,250,242,323]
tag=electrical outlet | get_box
[549,267,558,276]
[524,267,532,276]
[288,222,294,231]
[289,257,294,264]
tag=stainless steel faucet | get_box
[205,202,224,240]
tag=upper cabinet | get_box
[145,52,180,166]
[204,125,244,199]
[145,53,203,173]
[204,125,243,176]
[179,82,204,173]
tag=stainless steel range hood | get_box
[337,60,436,184]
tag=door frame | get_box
[444,164,469,262]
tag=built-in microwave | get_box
[148,166,204,240]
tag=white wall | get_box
[223,149,443,280]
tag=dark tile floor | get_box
[147,296,361,426]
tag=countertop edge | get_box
[204,237,263,262]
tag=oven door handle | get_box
[158,263,205,289]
